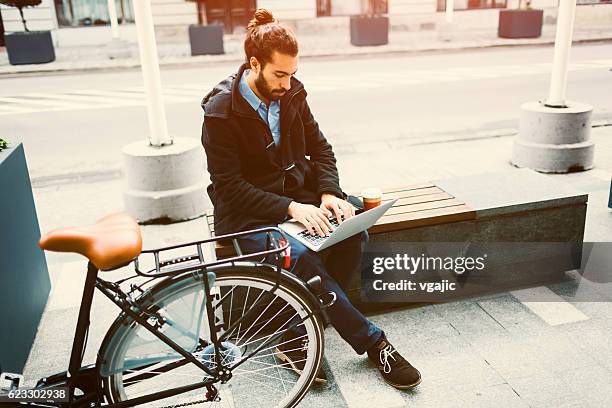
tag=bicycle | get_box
[0,212,335,408]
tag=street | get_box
[1,42,611,181]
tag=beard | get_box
[254,70,287,102]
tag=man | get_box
[200,8,421,390]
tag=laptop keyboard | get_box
[297,216,342,246]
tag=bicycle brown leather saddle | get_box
[38,212,142,271]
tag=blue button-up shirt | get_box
[239,69,281,146]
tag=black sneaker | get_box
[275,332,327,384]
[367,334,421,389]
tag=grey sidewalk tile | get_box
[554,364,612,408]
[402,382,529,408]
[410,338,506,389]
[547,270,612,303]
[368,304,508,390]
[475,294,554,335]
[506,374,588,408]
[298,358,349,408]
[401,380,466,408]
[323,329,407,408]
[460,383,529,408]
[367,305,461,345]
[21,307,79,387]
[523,331,599,375]
[431,300,509,342]
[553,320,612,373]
[34,178,125,236]
[464,334,552,380]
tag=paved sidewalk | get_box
[20,125,612,406]
[1,23,612,76]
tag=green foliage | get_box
[0,0,42,7]
[0,138,9,152]
[0,0,42,31]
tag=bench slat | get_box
[383,197,464,216]
[215,242,239,259]
[381,182,435,194]
[370,204,475,234]
[386,192,454,211]
[381,186,446,201]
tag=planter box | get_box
[350,15,389,46]
[5,31,55,65]
[498,9,543,39]
[0,139,51,373]
[188,24,224,56]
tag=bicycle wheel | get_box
[99,263,325,408]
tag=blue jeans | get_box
[238,225,382,355]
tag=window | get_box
[437,0,507,11]
[54,0,134,27]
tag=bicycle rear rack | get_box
[133,226,290,278]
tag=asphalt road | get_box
[1,42,611,181]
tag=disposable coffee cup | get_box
[361,188,382,210]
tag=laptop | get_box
[279,198,397,252]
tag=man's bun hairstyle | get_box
[247,8,277,29]
[244,8,298,68]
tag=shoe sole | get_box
[275,347,327,384]
[382,373,422,390]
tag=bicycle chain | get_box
[158,398,212,408]
[157,385,220,408]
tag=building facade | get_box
[1,0,611,48]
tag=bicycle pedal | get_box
[0,372,23,390]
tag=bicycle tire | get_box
[98,262,325,408]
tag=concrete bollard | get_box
[123,137,208,223]
[511,101,594,173]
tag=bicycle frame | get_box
[17,226,329,408]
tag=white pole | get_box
[132,0,171,146]
[445,0,454,24]
[107,0,119,39]
[546,0,577,107]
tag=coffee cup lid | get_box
[361,188,382,199]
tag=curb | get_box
[1,36,611,78]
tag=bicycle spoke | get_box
[105,270,322,408]
[235,322,305,351]
[236,359,307,375]
[240,302,290,347]
[233,312,300,361]
[233,288,268,344]
[234,286,252,342]
[225,285,236,335]
[232,368,296,394]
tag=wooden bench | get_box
[203,169,587,312]
[205,181,476,258]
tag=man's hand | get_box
[288,201,334,237]
[320,193,355,224]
